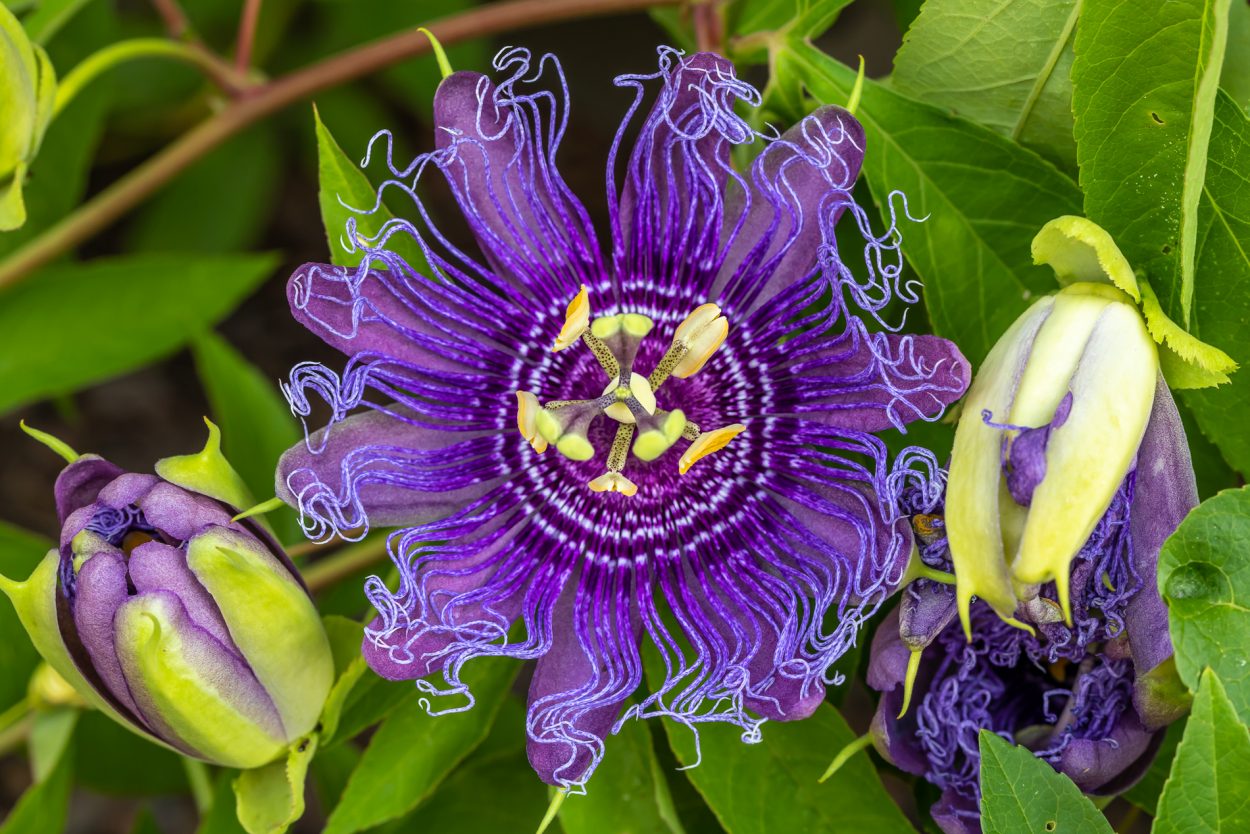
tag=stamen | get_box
[648,342,688,391]
[552,285,590,351]
[679,424,746,474]
[515,391,549,453]
[581,330,620,378]
[589,472,639,496]
[671,303,728,378]
[633,410,688,461]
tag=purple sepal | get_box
[1055,709,1158,793]
[1125,377,1195,716]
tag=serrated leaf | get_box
[642,646,910,834]
[322,659,519,834]
[0,253,279,415]
[559,711,685,834]
[772,42,1081,366]
[1179,90,1250,476]
[191,331,301,544]
[1154,669,1250,834]
[1158,486,1250,723]
[1072,0,1231,326]
[891,0,1080,171]
[978,731,1113,833]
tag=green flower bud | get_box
[1,4,57,230]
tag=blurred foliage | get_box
[1,0,1249,832]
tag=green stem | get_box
[302,538,389,593]
[182,757,214,815]
[818,732,874,783]
[53,39,246,117]
[0,0,680,291]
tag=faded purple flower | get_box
[276,48,969,788]
[868,382,1196,833]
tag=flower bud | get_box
[1,423,333,769]
[946,280,1158,631]
[1,4,57,230]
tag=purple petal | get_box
[930,791,981,834]
[610,51,750,302]
[525,586,637,787]
[713,106,865,315]
[277,405,508,537]
[71,550,145,720]
[433,66,603,301]
[134,482,235,541]
[287,262,507,376]
[899,580,959,650]
[1126,377,1195,724]
[53,455,123,523]
[363,513,526,681]
[778,327,972,436]
[128,541,238,653]
[95,473,160,510]
[866,609,931,775]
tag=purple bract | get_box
[276,48,969,788]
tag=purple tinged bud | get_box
[2,425,334,769]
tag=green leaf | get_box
[326,672,417,748]
[890,0,1080,171]
[1179,91,1250,476]
[1121,717,1185,815]
[191,331,301,543]
[374,696,549,833]
[1158,485,1250,723]
[233,734,317,834]
[1223,0,1250,110]
[73,708,189,796]
[772,42,1082,366]
[317,616,367,743]
[643,646,910,834]
[1072,0,1232,326]
[322,658,520,834]
[559,711,685,834]
[0,253,279,415]
[1154,669,1250,834]
[28,707,76,782]
[0,723,72,834]
[125,125,281,255]
[197,771,247,834]
[21,0,94,44]
[977,731,1112,833]
[128,809,162,834]
[314,106,424,270]
[0,521,50,710]
[0,0,114,256]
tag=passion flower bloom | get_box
[1,424,334,769]
[276,48,968,788]
[866,283,1200,833]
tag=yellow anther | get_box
[515,391,548,453]
[672,303,728,378]
[602,373,656,423]
[588,472,638,497]
[553,285,590,352]
[679,423,745,474]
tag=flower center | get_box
[515,286,746,497]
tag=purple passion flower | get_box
[275,48,969,789]
[867,330,1198,834]
[1,424,334,769]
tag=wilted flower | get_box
[0,2,57,230]
[864,230,1203,830]
[276,48,969,789]
[1,423,334,770]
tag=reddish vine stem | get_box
[235,0,263,71]
[0,0,680,291]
